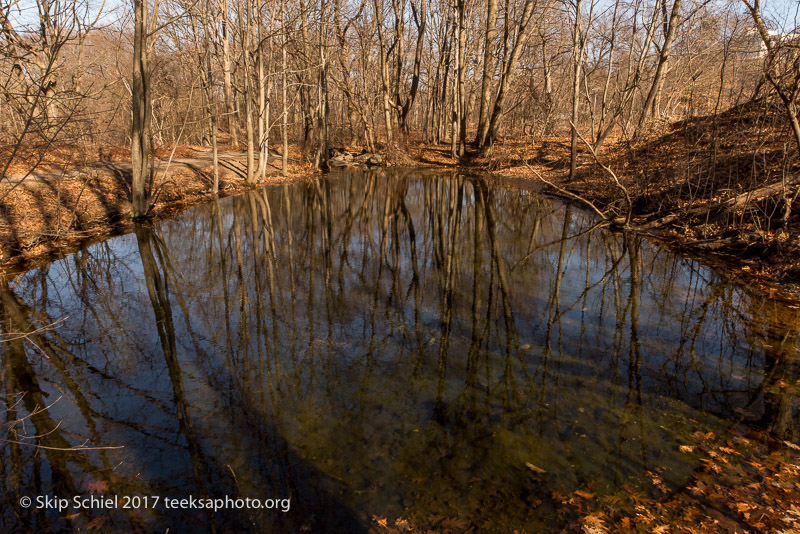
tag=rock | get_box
[331,151,383,168]
[328,158,350,167]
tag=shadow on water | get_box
[0,168,797,532]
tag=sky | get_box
[3,0,800,34]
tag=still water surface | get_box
[0,169,798,532]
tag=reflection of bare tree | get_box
[433,174,463,421]
[0,277,141,531]
[134,224,218,532]
[746,301,800,442]
[622,235,647,473]
[3,169,798,532]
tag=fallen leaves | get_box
[581,514,607,534]
[86,480,108,494]
[552,427,800,533]
[0,144,308,267]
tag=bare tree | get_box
[743,0,800,154]
[475,0,541,150]
[0,0,104,196]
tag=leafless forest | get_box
[1,0,800,273]
[3,2,800,530]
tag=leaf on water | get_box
[88,516,107,531]
[394,518,412,531]
[679,445,695,453]
[701,459,722,474]
[525,462,546,474]
[689,481,706,496]
[86,480,108,494]
[581,514,607,534]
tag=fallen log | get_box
[637,175,800,230]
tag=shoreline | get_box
[0,148,314,274]
[2,143,799,304]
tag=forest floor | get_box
[2,100,800,304]
[0,113,799,533]
[400,100,800,303]
[0,144,314,269]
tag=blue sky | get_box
[4,0,800,34]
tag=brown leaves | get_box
[370,515,415,533]
[86,480,108,494]
[734,502,753,513]
[0,143,305,267]
[581,514,607,534]
[371,515,461,534]
[552,428,800,534]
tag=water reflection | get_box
[0,169,798,532]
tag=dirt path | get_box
[0,148,310,269]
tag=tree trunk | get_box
[456,0,466,156]
[221,0,238,149]
[479,0,537,150]
[131,0,151,218]
[199,2,219,193]
[475,0,498,147]
[316,1,330,171]
[637,0,682,133]
[570,0,583,181]
[281,0,289,176]
[258,42,269,178]
[451,15,459,159]
[374,0,394,146]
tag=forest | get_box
[0,0,799,284]
[1,0,800,532]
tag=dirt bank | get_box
[396,103,800,302]
[0,145,313,270]
[4,107,800,304]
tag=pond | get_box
[0,168,798,532]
